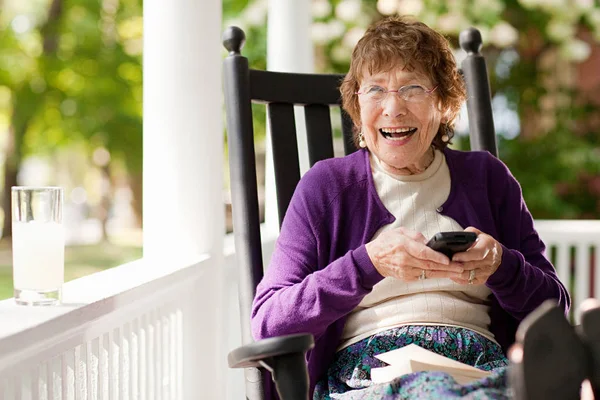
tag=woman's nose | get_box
[382,93,408,117]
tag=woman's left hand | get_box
[450,227,503,285]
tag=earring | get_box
[359,132,367,148]
[441,123,450,142]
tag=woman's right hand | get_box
[365,227,465,281]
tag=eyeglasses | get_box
[355,84,438,104]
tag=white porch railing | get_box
[0,221,598,399]
[536,220,600,323]
[0,253,225,400]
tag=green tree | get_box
[0,0,143,239]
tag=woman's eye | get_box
[366,86,385,94]
[403,85,426,96]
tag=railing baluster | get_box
[147,313,155,400]
[108,330,115,400]
[115,327,129,400]
[20,375,30,400]
[169,311,177,400]
[87,340,96,400]
[13,375,25,400]
[2,378,14,399]
[49,357,59,400]
[111,328,121,400]
[47,360,53,400]
[141,314,150,400]
[39,363,48,400]
[63,351,74,400]
[154,310,162,400]
[176,309,183,400]
[91,338,98,400]
[592,241,600,298]
[130,319,139,400]
[52,356,61,399]
[31,367,39,400]
[15,376,23,400]
[121,323,130,400]
[74,345,86,400]
[138,316,147,400]
[101,334,110,400]
[555,243,571,293]
[161,310,169,400]
[574,244,591,324]
[127,323,132,400]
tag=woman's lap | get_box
[314,326,510,400]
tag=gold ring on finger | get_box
[468,269,476,284]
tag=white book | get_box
[371,344,491,385]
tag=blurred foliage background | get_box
[224,0,600,219]
[0,0,143,241]
[0,0,598,299]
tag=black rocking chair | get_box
[221,25,582,400]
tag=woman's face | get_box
[358,66,446,173]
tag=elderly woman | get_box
[251,16,569,399]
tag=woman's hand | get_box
[451,227,503,285]
[365,227,465,282]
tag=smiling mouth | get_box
[379,127,418,140]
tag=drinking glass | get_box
[12,187,64,305]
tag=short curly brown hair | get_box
[340,16,466,149]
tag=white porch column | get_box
[267,0,313,73]
[264,0,313,232]
[143,0,224,398]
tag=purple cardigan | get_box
[252,148,570,396]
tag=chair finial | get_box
[459,27,483,55]
[223,26,246,55]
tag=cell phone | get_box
[426,231,477,258]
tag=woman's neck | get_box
[380,147,435,176]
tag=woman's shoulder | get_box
[444,147,500,165]
[444,147,513,181]
[299,149,371,193]
[290,150,373,225]
[444,147,522,207]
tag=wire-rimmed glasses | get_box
[356,84,438,104]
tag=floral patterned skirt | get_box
[313,325,510,400]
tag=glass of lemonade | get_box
[12,187,64,306]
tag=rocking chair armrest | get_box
[228,333,314,368]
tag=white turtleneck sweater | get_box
[339,149,494,350]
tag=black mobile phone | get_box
[426,231,477,258]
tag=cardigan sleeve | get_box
[485,157,570,320]
[250,167,384,342]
